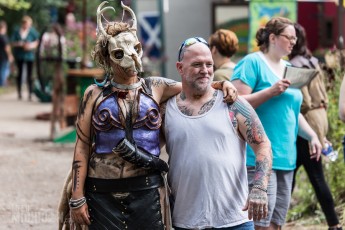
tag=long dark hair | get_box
[288,23,312,60]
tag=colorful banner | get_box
[248,0,297,53]
[138,11,161,58]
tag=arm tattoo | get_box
[253,156,271,187]
[228,97,265,144]
[72,160,82,192]
[76,123,90,145]
[150,77,177,88]
[78,89,93,118]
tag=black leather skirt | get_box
[85,174,165,230]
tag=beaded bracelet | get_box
[252,185,267,193]
[69,197,87,209]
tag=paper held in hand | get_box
[283,66,318,88]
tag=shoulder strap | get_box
[308,59,316,69]
[89,85,111,143]
[101,84,113,97]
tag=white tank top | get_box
[165,90,249,229]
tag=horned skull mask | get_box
[97,1,143,73]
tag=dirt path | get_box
[0,90,73,229]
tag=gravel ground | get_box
[0,90,73,229]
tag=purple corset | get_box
[92,91,161,156]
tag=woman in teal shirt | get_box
[231,17,321,230]
[11,15,39,100]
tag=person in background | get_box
[11,15,39,100]
[0,20,14,86]
[231,17,322,230]
[161,36,272,230]
[289,23,342,230]
[209,29,239,81]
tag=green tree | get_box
[0,0,31,15]
[0,0,67,36]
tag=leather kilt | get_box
[85,174,165,230]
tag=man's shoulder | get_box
[227,96,253,112]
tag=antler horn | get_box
[121,1,137,31]
[97,1,115,37]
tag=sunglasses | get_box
[177,37,209,61]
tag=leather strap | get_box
[85,173,164,193]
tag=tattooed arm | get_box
[147,77,182,103]
[148,77,237,104]
[70,85,100,225]
[228,96,272,221]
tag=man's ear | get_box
[176,62,183,75]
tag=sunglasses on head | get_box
[177,37,209,61]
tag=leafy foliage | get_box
[0,0,31,15]
[0,0,67,37]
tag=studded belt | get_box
[85,173,164,193]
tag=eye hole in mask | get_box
[134,43,142,54]
[112,49,124,60]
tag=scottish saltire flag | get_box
[138,11,161,58]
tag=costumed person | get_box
[208,29,239,81]
[289,23,342,230]
[231,17,322,230]
[11,15,39,100]
[161,37,272,229]
[58,2,238,229]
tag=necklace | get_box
[111,79,142,90]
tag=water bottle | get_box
[322,143,338,162]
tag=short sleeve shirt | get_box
[231,52,302,170]
[11,27,39,61]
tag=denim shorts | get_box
[173,221,254,230]
[247,167,294,227]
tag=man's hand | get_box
[243,188,268,221]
